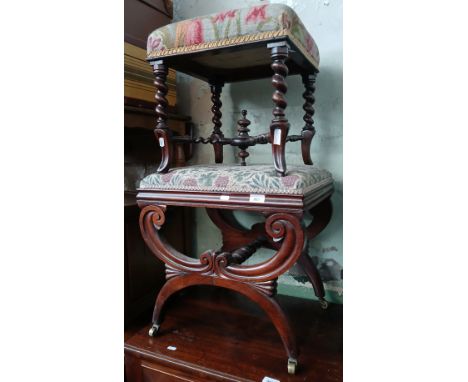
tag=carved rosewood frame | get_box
[137,193,332,374]
[151,41,318,176]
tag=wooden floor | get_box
[125,286,342,382]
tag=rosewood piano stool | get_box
[135,3,335,375]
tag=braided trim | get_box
[146,30,319,70]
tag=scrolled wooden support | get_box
[142,206,304,283]
[209,81,224,163]
[301,72,317,165]
[139,205,214,274]
[152,61,171,173]
[213,212,305,283]
[268,43,290,176]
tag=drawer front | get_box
[125,354,242,382]
[142,361,205,382]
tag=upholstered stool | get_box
[137,3,334,375]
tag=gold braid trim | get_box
[146,29,319,70]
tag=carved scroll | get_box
[141,205,305,294]
[139,205,215,274]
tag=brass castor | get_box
[287,358,297,375]
[148,324,160,337]
[319,298,329,310]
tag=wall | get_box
[173,0,343,303]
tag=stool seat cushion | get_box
[147,3,319,68]
[139,164,332,195]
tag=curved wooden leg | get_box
[298,198,333,307]
[148,276,180,336]
[298,251,325,299]
[149,274,298,363]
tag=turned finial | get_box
[237,110,251,166]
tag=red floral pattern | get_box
[147,4,320,68]
[184,19,203,45]
[148,35,164,52]
[212,9,237,23]
[245,5,267,24]
[161,173,173,183]
[214,176,229,187]
[281,175,300,188]
[182,178,198,187]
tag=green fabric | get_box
[147,3,319,66]
[139,164,332,195]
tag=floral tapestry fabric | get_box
[147,4,319,67]
[139,164,332,195]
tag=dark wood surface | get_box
[148,38,318,84]
[125,287,342,382]
[136,182,334,214]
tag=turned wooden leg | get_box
[152,60,171,173]
[209,81,224,163]
[301,72,317,165]
[268,42,290,176]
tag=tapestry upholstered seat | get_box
[140,164,332,195]
[147,3,319,70]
